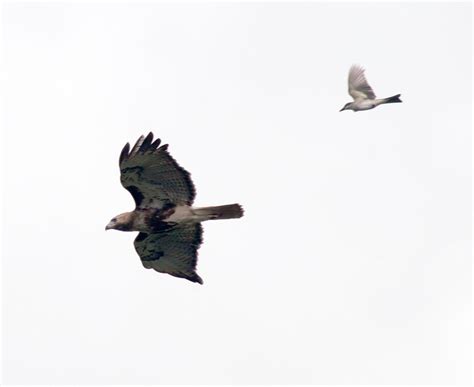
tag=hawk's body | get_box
[106,132,243,284]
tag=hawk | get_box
[106,132,244,284]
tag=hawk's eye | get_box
[112,218,117,222]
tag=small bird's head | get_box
[105,212,133,231]
[340,102,352,112]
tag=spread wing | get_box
[348,65,376,100]
[119,132,196,209]
[134,223,204,284]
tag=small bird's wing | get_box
[119,132,196,209]
[134,223,204,284]
[348,65,376,100]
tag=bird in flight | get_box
[106,132,244,284]
[340,65,402,112]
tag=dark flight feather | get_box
[139,132,154,153]
[129,135,145,158]
[119,143,130,164]
[134,223,204,284]
[119,132,196,209]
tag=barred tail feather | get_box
[193,204,244,220]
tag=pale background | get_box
[2,2,471,385]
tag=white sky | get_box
[2,2,471,385]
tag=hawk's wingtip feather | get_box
[140,132,154,153]
[119,142,130,164]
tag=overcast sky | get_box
[2,2,471,385]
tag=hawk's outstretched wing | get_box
[134,223,204,284]
[119,132,196,209]
[348,65,376,100]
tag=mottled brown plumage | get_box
[106,132,244,284]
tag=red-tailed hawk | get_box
[106,132,244,284]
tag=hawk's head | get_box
[105,212,134,231]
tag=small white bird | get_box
[340,65,402,112]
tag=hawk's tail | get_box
[193,204,244,220]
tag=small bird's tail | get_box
[383,94,402,104]
[193,204,244,220]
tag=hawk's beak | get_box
[339,107,345,112]
[105,222,113,231]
